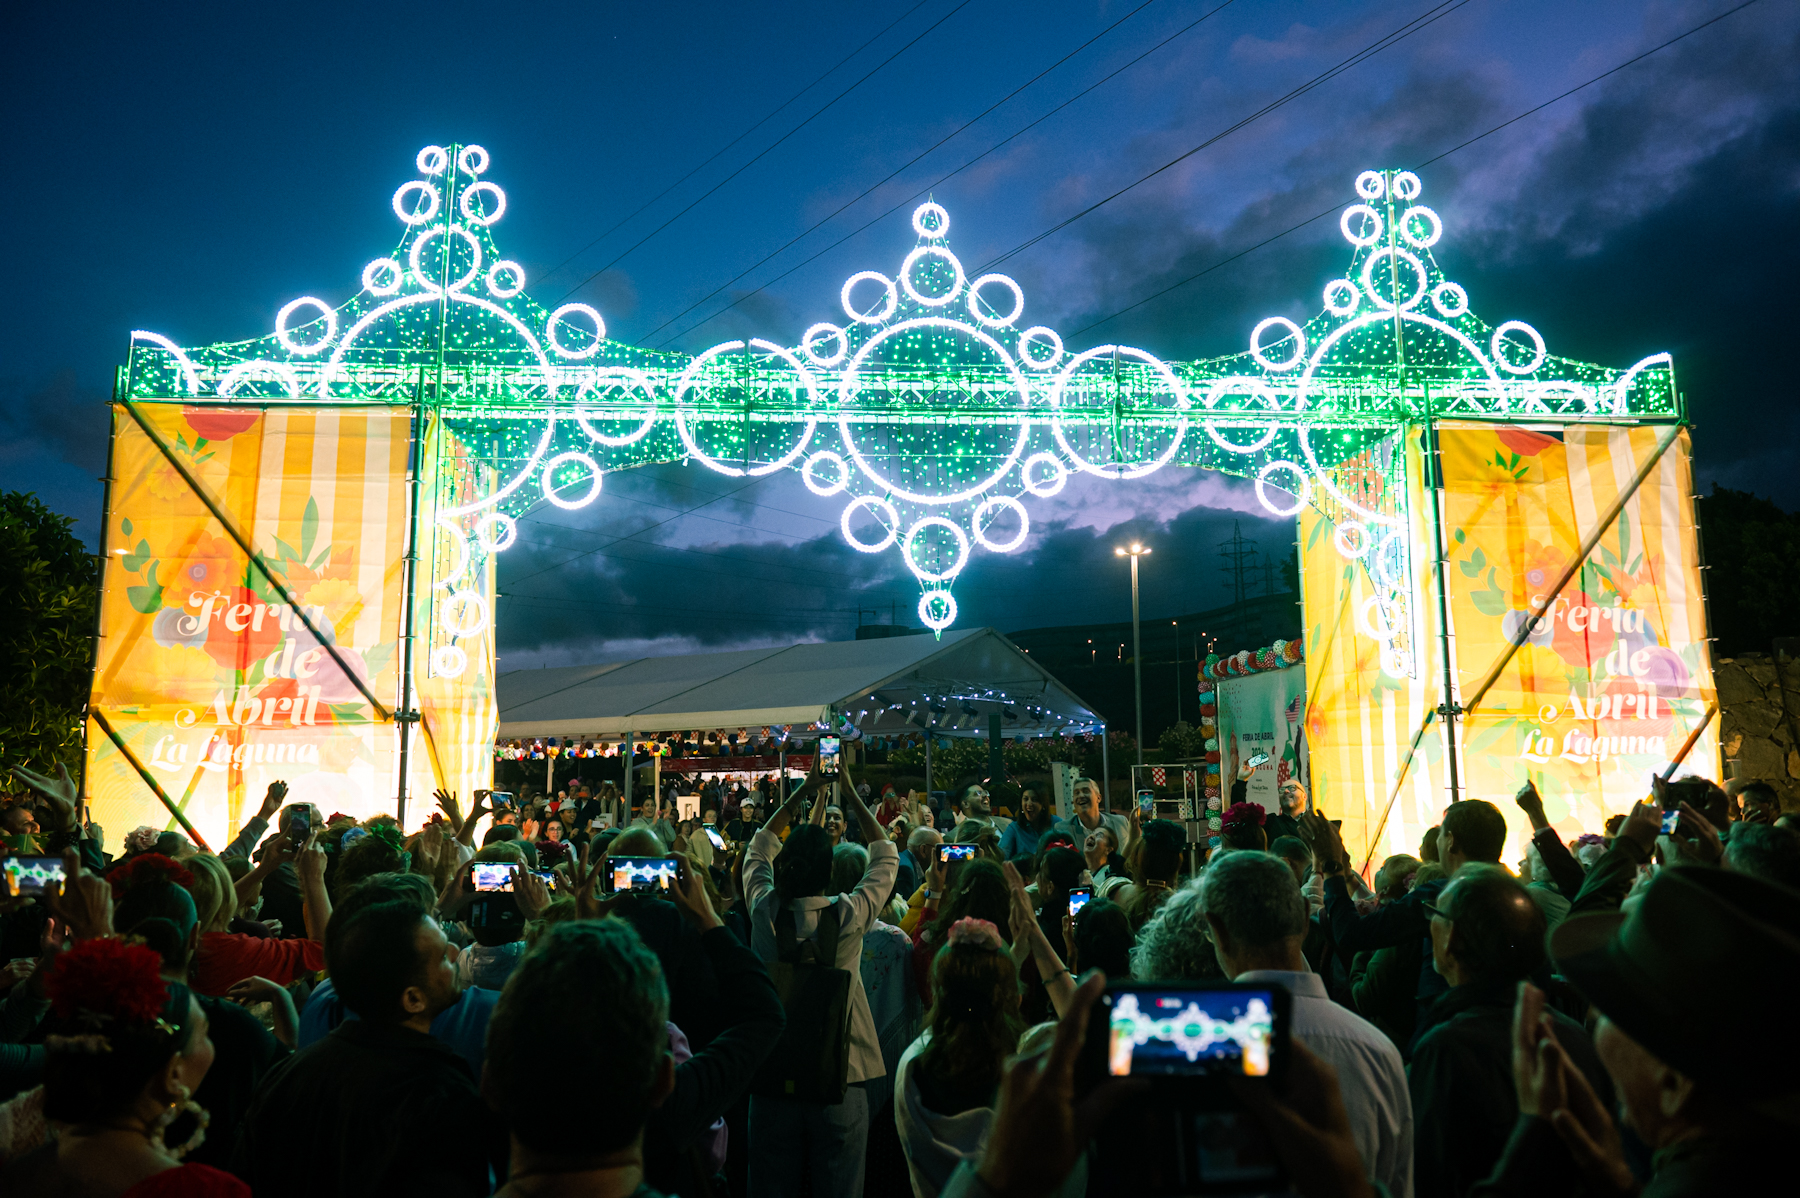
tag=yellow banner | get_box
[1441,423,1716,845]
[88,403,413,846]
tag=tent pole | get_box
[1101,724,1111,810]
[622,729,634,818]
[925,728,933,799]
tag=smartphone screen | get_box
[703,825,728,850]
[1067,885,1094,918]
[937,843,977,866]
[1137,790,1155,816]
[1100,984,1286,1079]
[490,791,516,810]
[817,736,841,776]
[470,862,518,892]
[604,855,682,894]
[1246,752,1270,769]
[3,855,65,898]
[1660,809,1682,835]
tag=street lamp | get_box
[1114,542,1151,766]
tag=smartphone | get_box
[1246,752,1271,769]
[817,736,841,777]
[1068,885,1094,918]
[1091,983,1290,1080]
[703,824,728,850]
[532,869,559,893]
[603,855,685,894]
[490,791,516,810]
[1660,809,1682,835]
[283,818,310,852]
[936,843,977,867]
[1137,790,1156,817]
[469,861,518,892]
[3,855,65,898]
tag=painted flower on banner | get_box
[182,407,258,442]
[198,586,284,670]
[166,534,239,596]
[150,606,208,650]
[1549,591,1616,668]
[1496,428,1559,458]
[301,577,363,625]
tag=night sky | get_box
[6,0,1795,666]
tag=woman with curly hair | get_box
[894,919,1036,1198]
[6,937,246,1196]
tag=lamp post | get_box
[1114,542,1151,766]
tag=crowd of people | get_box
[1,751,1796,1198]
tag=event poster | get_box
[1215,667,1308,816]
[1439,423,1717,841]
[88,403,411,847]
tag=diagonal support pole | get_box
[90,708,211,851]
[120,400,391,720]
[1360,709,1436,875]
[1462,423,1683,719]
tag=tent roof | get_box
[495,628,1104,740]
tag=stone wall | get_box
[1716,643,1800,811]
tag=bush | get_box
[1,493,99,776]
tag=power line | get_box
[981,0,1479,271]
[1072,0,1769,335]
[636,0,1196,343]
[653,0,1239,348]
[552,0,978,306]
[532,1,935,290]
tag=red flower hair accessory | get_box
[108,852,196,896]
[1221,803,1266,834]
[945,918,1006,951]
[45,937,170,1027]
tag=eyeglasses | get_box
[1421,900,1449,920]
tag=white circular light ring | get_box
[486,259,525,298]
[1391,171,1422,200]
[1333,520,1373,559]
[912,201,950,239]
[1018,325,1064,370]
[841,495,900,553]
[801,322,848,367]
[417,145,449,176]
[1340,203,1383,247]
[1049,345,1189,480]
[409,225,483,294]
[441,590,489,638]
[547,302,606,360]
[1255,461,1311,517]
[131,330,202,396]
[1491,320,1546,375]
[839,317,1029,504]
[541,451,603,509]
[1357,595,1400,641]
[1399,204,1442,248]
[966,273,1024,328]
[919,591,957,632]
[457,144,490,176]
[1359,246,1428,313]
[476,512,518,552]
[841,271,898,325]
[904,516,972,583]
[216,359,303,400]
[1021,451,1068,497]
[802,451,850,497]
[393,180,441,226]
[900,245,966,308]
[1293,309,1503,526]
[362,258,404,297]
[437,518,472,588]
[1354,171,1386,200]
[972,496,1029,552]
[1250,317,1306,371]
[673,339,819,476]
[1430,281,1468,318]
[275,297,338,356]
[1610,352,1673,415]
[1199,376,1282,454]
[574,367,659,446]
[432,645,469,678]
[460,181,506,226]
[326,291,557,514]
[1323,279,1360,317]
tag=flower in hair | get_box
[108,853,196,896]
[945,918,1006,951]
[367,822,407,854]
[125,826,161,853]
[46,938,170,1026]
[339,827,370,850]
[1571,833,1605,848]
[1221,802,1266,832]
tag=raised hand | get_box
[433,787,464,833]
[1231,1038,1374,1198]
[258,780,289,822]
[11,762,77,829]
[46,848,115,942]
[667,851,721,931]
[514,868,551,920]
[1515,779,1550,831]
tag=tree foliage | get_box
[1,492,99,774]
[1695,485,1800,656]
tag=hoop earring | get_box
[152,1095,211,1160]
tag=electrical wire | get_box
[636,0,1195,343]
[1071,0,1768,335]
[551,0,979,306]
[533,0,935,290]
[653,0,1240,348]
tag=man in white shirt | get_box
[1051,778,1128,851]
[1198,850,1414,1198]
[745,762,897,1197]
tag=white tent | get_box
[495,627,1103,740]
